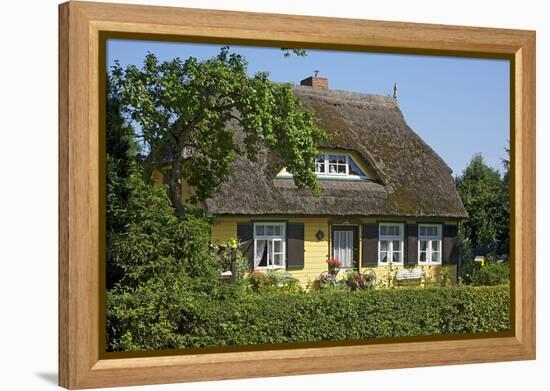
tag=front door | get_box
[331,226,359,269]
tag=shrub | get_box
[174,285,510,348]
[112,284,509,351]
[246,270,302,293]
[470,262,510,286]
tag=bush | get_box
[111,284,510,351]
[246,270,302,293]
[470,262,510,286]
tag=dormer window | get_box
[276,151,371,181]
[313,153,369,179]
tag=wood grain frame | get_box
[58,1,536,389]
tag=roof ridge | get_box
[292,85,399,108]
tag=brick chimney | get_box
[300,72,328,89]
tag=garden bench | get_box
[396,269,424,283]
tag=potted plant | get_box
[326,258,341,275]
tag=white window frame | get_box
[253,222,286,270]
[278,152,370,181]
[322,153,349,176]
[418,224,442,265]
[378,223,404,265]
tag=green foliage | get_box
[214,241,250,282]
[110,47,328,219]
[108,285,510,351]
[471,262,510,286]
[455,154,509,256]
[281,48,308,57]
[246,270,302,293]
[106,76,224,351]
[105,178,223,350]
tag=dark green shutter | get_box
[406,224,418,266]
[443,224,458,265]
[287,222,305,269]
[362,224,378,266]
[237,222,254,270]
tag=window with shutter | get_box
[378,223,404,265]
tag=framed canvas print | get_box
[58,1,536,389]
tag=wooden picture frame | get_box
[59,1,536,389]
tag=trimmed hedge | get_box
[175,285,510,348]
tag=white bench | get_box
[396,269,424,282]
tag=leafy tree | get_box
[110,47,327,219]
[455,154,509,257]
[106,77,225,349]
[106,78,140,288]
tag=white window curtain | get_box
[254,239,266,268]
[333,230,353,268]
[253,223,286,269]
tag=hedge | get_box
[173,284,510,348]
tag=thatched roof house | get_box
[208,76,467,285]
[206,84,466,219]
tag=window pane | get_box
[274,225,281,236]
[419,240,428,251]
[265,225,273,236]
[392,250,401,263]
[329,164,337,173]
[315,163,325,173]
[392,240,401,252]
[419,252,427,262]
[419,226,426,236]
[380,251,388,263]
[255,225,264,236]
[380,226,387,236]
[337,164,346,173]
[432,251,441,262]
[380,240,389,251]
[256,240,268,267]
[273,253,283,266]
[348,159,364,176]
[431,240,440,252]
[273,239,282,253]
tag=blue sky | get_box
[107,39,510,177]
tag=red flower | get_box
[326,259,341,267]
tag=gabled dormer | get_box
[276,149,375,181]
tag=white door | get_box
[333,230,354,268]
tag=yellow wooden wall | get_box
[211,216,458,287]
[211,216,329,285]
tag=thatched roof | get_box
[205,85,467,218]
